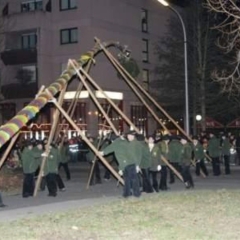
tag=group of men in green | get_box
[20,139,70,197]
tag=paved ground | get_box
[0,162,239,222]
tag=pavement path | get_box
[0,162,239,222]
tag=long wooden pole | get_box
[45,89,124,185]
[33,84,68,197]
[70,60,184,183]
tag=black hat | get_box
[180,135,188,141]
[192,135,198,140]
[136,133,145,141]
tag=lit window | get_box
[21,0,43,12]
[130,105,148,135]
[142,39,149,62]
[21,33,37,49]
[60,28,78,44]
[60,0,77,11]
[141,9,148,33]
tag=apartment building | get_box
[0,0,170,137]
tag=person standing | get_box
[137,134,153,193]
[21,141,41,198]
[101,132,141,198]
[0,192,6,208]
[221,135,231,175]
[168,136,182,184]
[42,143,64,197]
[159,135,170,191]
[58,141,71,180]
[148,136,161,192]
[180,136,194,189]
[208,133,221,176]
[192,136,208,176]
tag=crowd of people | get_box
[0,130,239,207]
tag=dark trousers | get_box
[56,174,65,189]
[0,192,3,205]
[90,161,101,185]
[59,162,71,180]
[159,166,168,190]
[211,157,221,176]
[195,159,208,176]
[223,155,231,174]
[123,164,141,198]
[22,173,35,197]
[46,173,57,196]
[149,171,159,192]
[181,165,194,188]
[169,162,180,183]
[40,176,46,191]
[141,168,153,193]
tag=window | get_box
[142,69,149,91]
[130,105,148,135]
[60,0,77,11]
[21,0,43,12]
[60,28,78,44]
[21,33,37,49]
[22,65,37,82]
[142,39,149,62]
[141,9,148,33]
[0,103,16,124]
[63,102,86,124]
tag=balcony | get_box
[1,48,37,65]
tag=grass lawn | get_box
[1,189,240,240]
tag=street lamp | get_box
[156,0,189,135]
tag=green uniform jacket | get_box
[181,143,192,166]
[103,138,133,171]
[207,137,220,158]
[159,141,169,166]
[44,147,59,175]
[168,140,183,163]
[58,145,69,163]
[139,141,151,169]
[149,144,161,171]
[221,138,231,156]
[128,139,142,166]
[21,147,41,174]
[192,142,205,160]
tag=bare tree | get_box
[206,0,240,96]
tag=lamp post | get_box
[156,0,189,135]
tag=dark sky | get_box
[168,0,190,7]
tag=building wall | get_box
[0,0,171,135]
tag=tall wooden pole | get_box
[45,89,124,185]
[33,84,68,197]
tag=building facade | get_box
[0,0,170,138]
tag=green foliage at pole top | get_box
[117,56,140,80]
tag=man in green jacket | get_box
[168,136,182,184]
[58,140,71,180]
[159,135,170,190]
[21,141,42,198]
[101,131,141,198]
[43,143,64,197]
[137,134,153,193]
[221,135,231,174]
[208,133,221,176]
[192,136,208,176]
[180,136,194,189]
